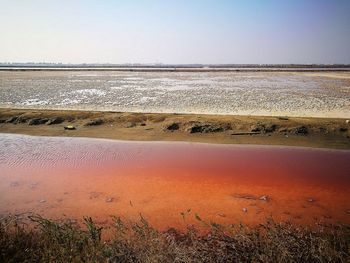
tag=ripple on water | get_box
[0,133,349,229]
[0,134,147,169]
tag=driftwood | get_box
[277,116,289,120]
[231,132,260,135]
[232,193,257,200]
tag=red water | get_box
[0,134,349,229]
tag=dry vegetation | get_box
[1,214,349,263]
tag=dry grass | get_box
[0,214,349,263]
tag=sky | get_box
[0,0,350,64]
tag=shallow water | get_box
[0,133,349,229]
[0,71,349,117]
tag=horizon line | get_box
[1,62,350,67]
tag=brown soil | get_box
[0,108,349,149]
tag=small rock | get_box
[106,197,114,203]
[307,198,315,203]
[84,118,104,126]
[46,117,64,125]
[64,125,76,130]
[259,195,270,202]
[277,116,289,121]
[39,199,46,203]
[346,120,349,124]
[140,123,146,126]
[218,213,226,217]
[10,182,20,187]
[339,127,348,132]
[242,208,248,213]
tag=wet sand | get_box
[0,134,349,230]
[1,71,349,118]
[1,108,349,149]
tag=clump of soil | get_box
[46,117,64,125]
[84,118,104,126]
[28,118,49,125]
[164,122,180,131]
[187,122,231,133]
[289,125,308,135]
[251,123,278,133]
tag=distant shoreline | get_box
[1,67,350,72]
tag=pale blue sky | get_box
[0,0,349,64]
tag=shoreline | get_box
[1,105,349,119]
[2,132,350,153]
[1,108,349,149]
[1,67,350,72]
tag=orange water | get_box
[0,134,349,229]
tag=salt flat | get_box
[0,71,349,117]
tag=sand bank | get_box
[0,108,349,149]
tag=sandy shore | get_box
[1,108,349,149]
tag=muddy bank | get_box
[0,108,349,149]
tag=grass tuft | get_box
[0,214,349,262]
